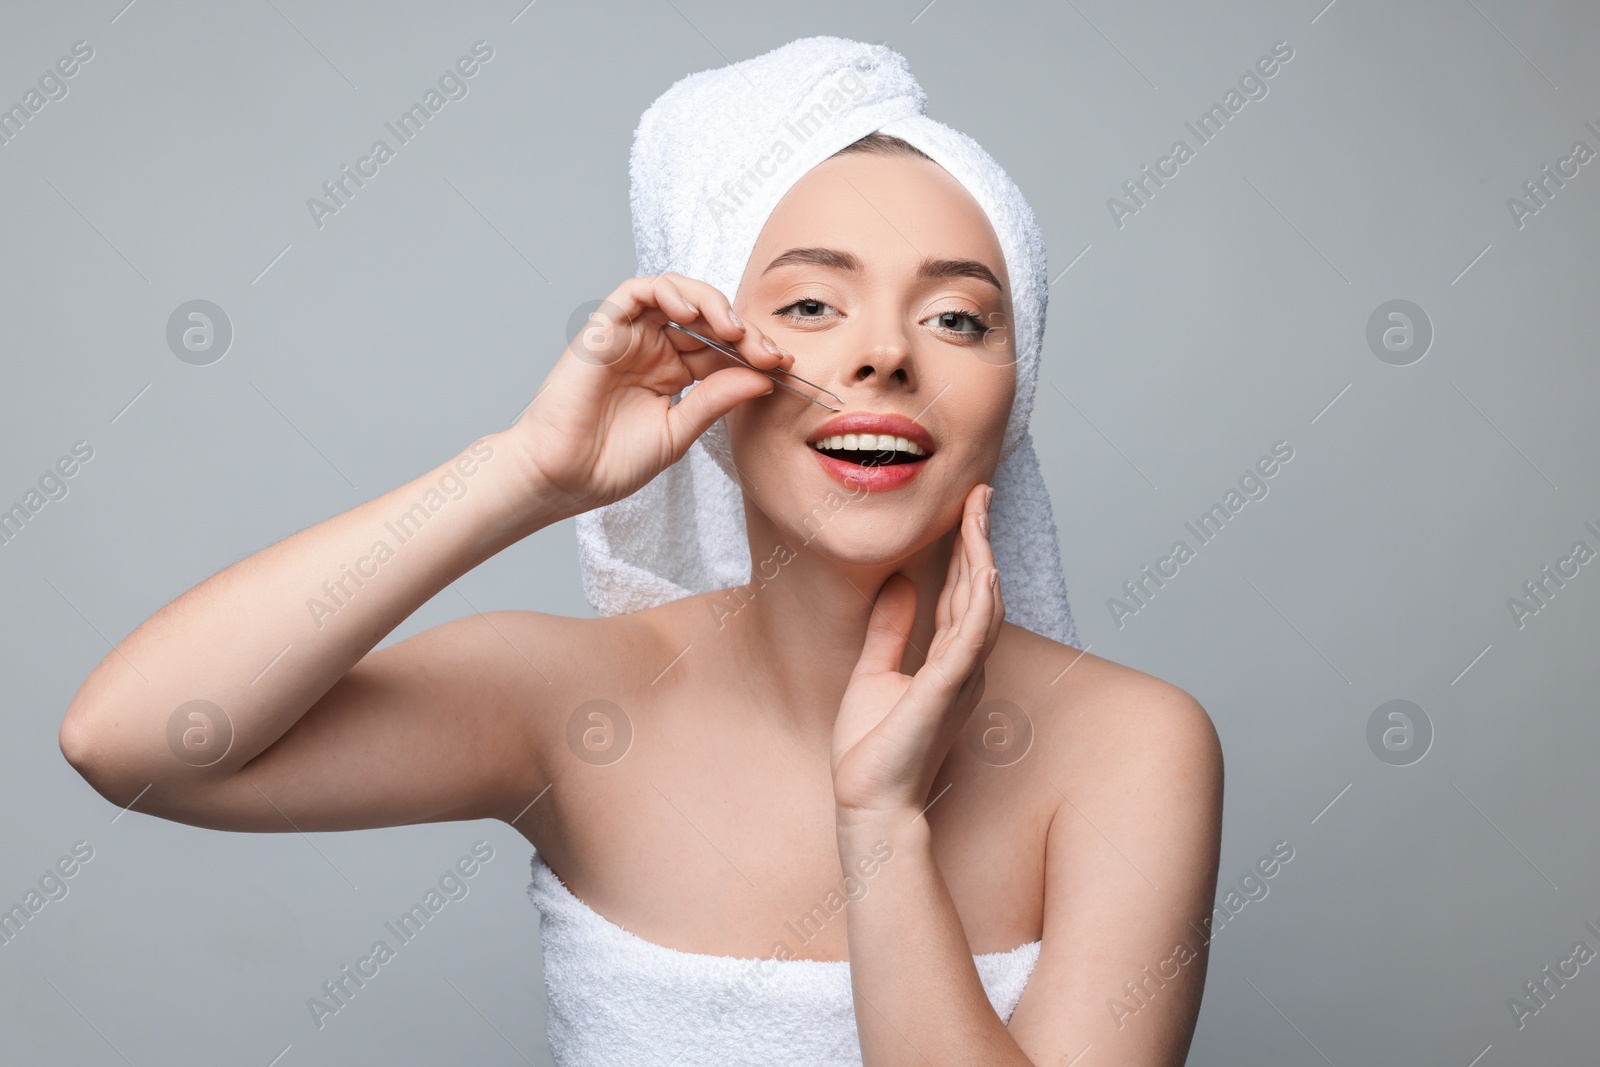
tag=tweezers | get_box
[664,320,844,411]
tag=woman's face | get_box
[725,149,1017,563]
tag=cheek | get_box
[723,401,783,469]
[942,369,1014,474]
[949,364,1014,436]
[991,363,1018,428]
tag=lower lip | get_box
[808,447,930,491]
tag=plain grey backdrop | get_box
[4,0,1598,1063]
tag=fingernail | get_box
[978,513,989,538]
[684,301,699,318]
[762,336,779,354]
[728,308,744,328]
[989,569,998,589]
[985,486,995,510]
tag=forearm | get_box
[61,429,559,782]
[837,812,1036,1067]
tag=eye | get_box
[772,299,995,340]
[773,298,839,322]
[924,308,989,338]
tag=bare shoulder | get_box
[997,643,1224,1058]
[992,622,1223,795]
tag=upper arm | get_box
[1007,675,1224,1067]
[72,610,566,837]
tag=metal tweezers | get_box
[664,320,844,411]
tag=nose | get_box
[848,328,916,388]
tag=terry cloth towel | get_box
[526,852,1041,1066]
[575,34,1080,649]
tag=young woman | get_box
[59,43,1222,1067]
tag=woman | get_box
[59,36,1222,1067]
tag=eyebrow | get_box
[761,246,1004,295]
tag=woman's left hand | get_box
[831,483,1006,824]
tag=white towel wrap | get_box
[527,852,1041,1066]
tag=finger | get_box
[913,572,991,705]
[935,523,963,632]
[950,547,969,635]
[971,563,1004,675]
[650,275,704,329]
[966,538,1004,674]
[975,485,1003,656]
[655,273,791,373]
[676,344,749,383]
[942,555,998,682]
[664,367,776,460]
[953,660,986,713]
[660,309,792,389]
[595,275,787,415]
[854,574,917,677]
[951,496,975,623]
[566,297,643,370]
[969,484,997,573]
[932,490,995,666]
[954,484,993,622]
[937,483,985,631]
[590,276,787,386]
[572,280,699,375]
[984,567,1005,654]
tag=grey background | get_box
[3,0,1597,1063]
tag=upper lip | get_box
[806,412,935,454]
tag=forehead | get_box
[745,152,1010,292]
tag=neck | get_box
[718,515,958,745]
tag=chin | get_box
[780,498,941,564]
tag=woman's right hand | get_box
[504,273,794,521]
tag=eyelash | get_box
[772,298,990,338]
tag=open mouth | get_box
[808,433,929,467]
[804,412,936,491]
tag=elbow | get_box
[58,662,133,790]
[59,702,234,820]
[58,705,142,806]
[58,706,102,782]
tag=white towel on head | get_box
[575,34,1079,649]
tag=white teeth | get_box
[811,433,927,457]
